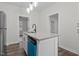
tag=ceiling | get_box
[5,2,55,11]
[35,2,56,11]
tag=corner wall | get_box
[38,2,79,54]
[0,3,29,45]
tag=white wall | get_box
[28,10,39,32]
[1,2,79,55]
[38,2,79,54]
[0,3,39,45]
[0,3,24,45]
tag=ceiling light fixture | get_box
[27,8,30,14]
[26,2,38,14]
[33,2,38,8]
[29,3,33,11]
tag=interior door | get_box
[50,13,58,34]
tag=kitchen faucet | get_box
[32,24,36,33]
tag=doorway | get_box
[19,16,29,48]
[19,16,29,37]
[50,13,58,34]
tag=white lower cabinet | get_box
[23,34,28,54]
[23,34,58,56]
[37,37,58,56]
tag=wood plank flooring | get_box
[5,43,26,56]
[58,47,78,56]
[4,43,78,56]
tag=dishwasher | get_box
[27,36,37,56]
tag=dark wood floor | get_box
[58,47,78,56]
[4,43,78,56]
[5,43,26,56]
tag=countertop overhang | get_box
[24,32,59,41]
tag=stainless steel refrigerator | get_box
[0,11,6,56]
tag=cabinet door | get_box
[23,35,28,54]
[38,37,58,56]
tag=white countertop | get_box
[24,32,59,41]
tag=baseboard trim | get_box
[6,43,19,48]
[6,41,20,46]
[6,42,19,47]
[59,45,79,55]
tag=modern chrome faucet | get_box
[32,24,36,33]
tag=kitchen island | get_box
[23,32,59,56]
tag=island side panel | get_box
[23,34,28,54]
[38,37,58,56]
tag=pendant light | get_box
[26,8,30,14]
[29,3,33,11]
[33,2,38,8]
[26,2,38,14]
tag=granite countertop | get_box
[24,32,59,41]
